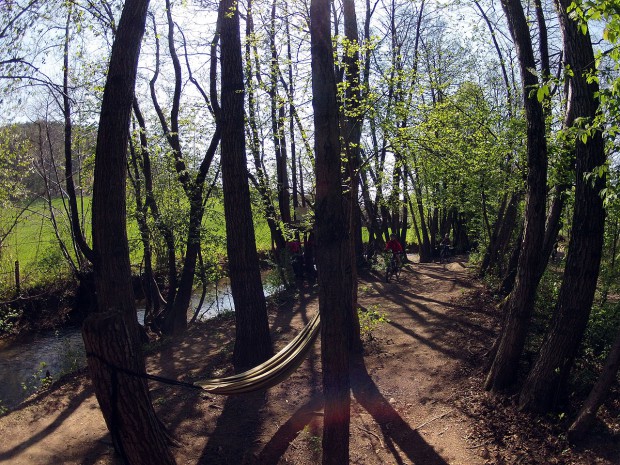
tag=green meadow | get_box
[0,196,272,291]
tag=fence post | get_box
[14,260,20,296]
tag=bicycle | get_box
[439,245,450,264]
[385,252,403,282]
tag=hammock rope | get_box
[85,313,320,395]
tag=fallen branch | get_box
[466,442,490,449]
[414,409,453,430]
[357,425,384,448]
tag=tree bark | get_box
[568,326,620,441]
[62,5,94,267]
[518,0,606,412]
[84,0,176,463]
[485,0,548,393]
[342,0,363,353]
[83,313,175,464]
[270,0,291,226]
[219,0,273,371]
[310,0,351,461]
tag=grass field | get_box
[0,195,273,291]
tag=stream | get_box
[0,276,281,411]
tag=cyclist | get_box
[385,233,404,266]
[439,233,451,262]
[287,236,304,278]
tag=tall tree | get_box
[148,2,221,335]
[62,2,94,268]
[244,0,288,261]
[310,0,351,462]
[485,0,549,393]
[341,0,363,353]
[269,0,292,226]
[518,0,606,412]
[219,0,273,371]
[81,0,176,463]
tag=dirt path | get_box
[0,257,613,464]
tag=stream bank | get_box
[0,269,283,411]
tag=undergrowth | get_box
[358,305,389,340]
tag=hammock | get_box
[195,312,320,395]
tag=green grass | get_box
[1,193,423,293]
[0,194,272,291]
[0,198,88,287]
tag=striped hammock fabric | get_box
[195,312,320,395]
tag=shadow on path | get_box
[350,353,449,465]
[197,390,266,465]
[0,387,91,462]
[253,395,324,465]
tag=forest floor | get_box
[0,256,619,465]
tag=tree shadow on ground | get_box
[197,389,266,465]
[247,350,451,465]
[249,281,322,465]
[350,352,450,465]
[253,395,324,465]
[0,387,93,463]
[250,354,450,465]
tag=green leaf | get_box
[536,85,549,102]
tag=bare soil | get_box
[0,256,618,465]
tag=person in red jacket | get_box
[385,233,404,266]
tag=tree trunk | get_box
[245,1,287,258]
[164,127,221,335]
[407,164,432,262]
[479,193,508,276]
[518,0,605,412]
[568,326,620,442]
[485,0,548,393]
[127,135,160,325]
[83,313,175,464]
[219,0,273,371]
[498,225,523,296]
[493,191,521,276]
[270,1,291,226]
[342,0,363,353]
[63,5,93,266]
[132,100,173,323]
[310,0,351,461]
[85,0,176,463]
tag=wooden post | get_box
[14,260,20,295]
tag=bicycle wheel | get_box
[385,259,394,282]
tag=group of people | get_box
[286,232,315,280]
[289,231,453,277]
[383,232,452,265]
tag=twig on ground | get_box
[466,442,489,449]
[357,425,384,448]
[414,409,453,430]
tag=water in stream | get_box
[0,277,281,411]
[0,328,85,411]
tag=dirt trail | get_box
[0,256,598,465]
